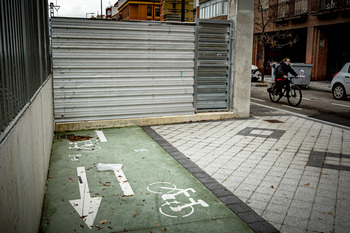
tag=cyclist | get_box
[274,57,300,96]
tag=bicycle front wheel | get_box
[287,86,302,107]
[269,91,281,102]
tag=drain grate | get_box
[264,119,284,123]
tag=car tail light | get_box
[333,72,338,78]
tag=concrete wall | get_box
[0,76,54,233]
[228,0,254,117]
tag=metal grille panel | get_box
[51,18,196,122]
[195,19,233,111]
[0,0,50,135]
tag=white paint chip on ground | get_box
[96,130,107,142]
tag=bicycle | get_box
[269,76,302,107]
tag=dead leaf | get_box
[275,148,279,151]
[108,226,113,229]
[80,224,84,228]
[163,227,167,231]
[304,183,310,186]
[156,223,161,226]
[328,212,333,215]
[100,220,108,224]
[271,185,274,188]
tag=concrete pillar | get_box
[228,0,254,117]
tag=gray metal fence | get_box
[0,0,51,133]
[51,18,234,123]
[52,18,196,122]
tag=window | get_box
[147,5,152,17]
[155,6,160,17]
[223,1,228,14]
[259,0,269,11]
[218,2,222,15]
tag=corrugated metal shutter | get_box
[195,19,233,111]
[51,18,195,122]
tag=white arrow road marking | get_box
[69,167,102,229]
[96,130,107,142]
[97,163,135,196]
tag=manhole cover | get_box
[264,119,284,123]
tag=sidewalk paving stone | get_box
[150,104,350,233]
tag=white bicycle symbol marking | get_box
[147,182,209,218]
[68,139,101,152]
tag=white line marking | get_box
[96,130,107,142]
[331,103,350,108]
[283,105,303,110]
[251,98,265,102]
[69,167,102,229]
[303,98,311,101]
[113,168,135,196]
[97,163,135,196]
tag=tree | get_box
[254,0,298,82]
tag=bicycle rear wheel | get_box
[269,91,282,102]
[287,86,302,107]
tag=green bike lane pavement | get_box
[40,126,255,233]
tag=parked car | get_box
[331,62,350,100]
[251,65,261,82]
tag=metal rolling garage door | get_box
[51,18,196,122]
[195,19,234,112]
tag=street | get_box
[251,86,350,128]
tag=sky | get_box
[49,0,116,18]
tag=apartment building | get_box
[117,0,162,21]
[253,0,350,80]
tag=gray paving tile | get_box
[265,203,289,216]
[262,210,285,223]
[283,215,309,230]
[280,224,306,233]
[307,219,334,233]
[289,200,313,210]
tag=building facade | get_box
[161,0,195,21]
[117,0,162,21]
[198,0,228,20]
[253,0,350,80]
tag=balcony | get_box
[310,0,350,14]
[269,0,309,22]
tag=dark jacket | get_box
[276,61,298,80]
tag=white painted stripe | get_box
[303,98,311,101]
[283,105,303,110]
[96,130,107,142]
[331,102,350,108]
[113,168,135,196]
[251,98,265,102]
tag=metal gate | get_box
[195,20,233,111]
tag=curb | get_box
[251,82,269,87]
